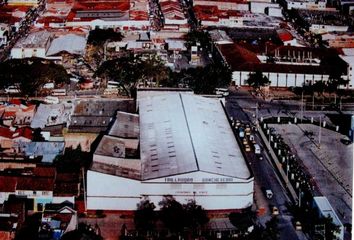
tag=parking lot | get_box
[268,123,353,225]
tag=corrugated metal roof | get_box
[140,93,198,180]
[139,93,250,180]
[47,34,87,56]
[182,94,249,178]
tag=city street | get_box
[225,92,306,240]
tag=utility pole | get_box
[319,116,322,148]
[82,167,87,213]
[301,91,304,123]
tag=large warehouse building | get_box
[87,93,254,211]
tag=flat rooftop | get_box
[139,93,251,180]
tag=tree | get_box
[87,28,123,46]
[185,30,212,51]
[61,223,103,240]
[246,71,270,90]
[0,58,69,96]
[53,145,92,173]
[229,210,256,234]
[174,62,231,94]
[134,198,157,235]
[183,199,209,235]
[159,196,185,234]
[263,216,279,240]
[95,54,169,97]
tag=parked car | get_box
[44,96,59,104]
[5,85,20,94]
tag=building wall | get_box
[66,19,150,30]
[0,191,15,204]
[286,0,326,10]
[232,70,332,87]
[250,1,279,13]
[266,6,283,17]
[7,0,38,5]
[87,170,254,210]
[10,48,47,59]
[309,24,349,34]
[193,0,249,10]
[165,18,188,25]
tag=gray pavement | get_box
[268,123,352,232]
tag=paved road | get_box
[225,91,304,240]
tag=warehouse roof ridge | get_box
[139,93,251,180]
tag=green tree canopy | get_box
[53,145,92,173]
[183,199,209,234]
[87,28,123,46]
[246,71,270,90]
[96,54,169,96]
[0,58,69,96]
[229,210,256,233]
[173,62,231,94]
[159,196,185,234]
[134,198,157,234]
[185,30,212,51]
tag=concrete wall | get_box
[87,170,254,210]
[232,70,331,88]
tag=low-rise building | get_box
[217,43,352,88]
[193,0,249,11]
[10,30,54,59]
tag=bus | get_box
[51,88,66,96]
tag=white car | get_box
[5,86,20,93]
[44,96,59,104]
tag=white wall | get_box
[11,48,47,59]
[250,2,279,14]
[309,24,349,34]
[66,19,150,30]
[87,170,254,211]
[232,70,331,87]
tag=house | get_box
[10,30,54,59]
[65,1,150,31]
[68,99,135,133]
[193,0,249,11]
[53,172,80,204]
[46,34,87,59]
[0,23,9,47]
[0,126,33,151]
[0,100,36,127]
[0,213,17,240]
[0,176,17,204]
[0,166,56,211]
[18,141,65,163]
[31,103,72,129]
[321,32,354,48]
[39,202,77,240]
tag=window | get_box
[42,191,50,196]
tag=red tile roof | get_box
[0,126,33,140]
[277,29,294,42]
[0,176,17,192]
[33,166,56,178]
[17,177,54,191]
